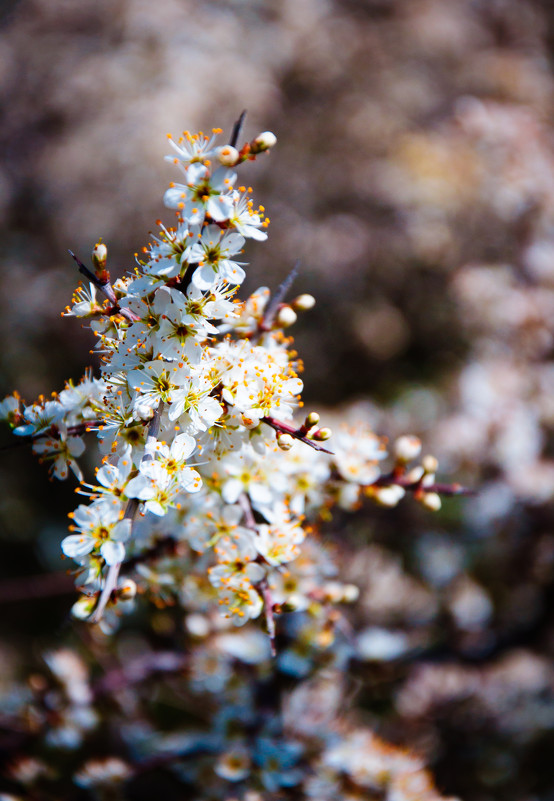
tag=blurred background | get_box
[2,0,554,798]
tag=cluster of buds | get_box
[367,435,448,511]
[0,123,468,646]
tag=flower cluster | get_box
[1,126,459,641]
[0,123,469,801]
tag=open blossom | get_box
[186,225,246,290]
[229,189,268,240]
[64,282,102,317]
[14,399,65,437]
[126,457,202,516]
[255,504,305,566]
[166,371,223,429]
[33,432,85,481]
[164,128,221,168]
[163,163,236,224]
[62,501,131,565]
[333,424,388,484]
[153,286,218,362]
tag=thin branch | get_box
[262,416,333,454]
[370,473,475,497]
[229,110,247,148]
[260,577,276,657]
[258,260,301,333]
[68,250,140,323]
[90,403,164,623]
[238,492,257,530]
[1,420,102,451]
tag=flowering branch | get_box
[0,124,466,642]
[262,415,333,453]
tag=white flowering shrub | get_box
[0,121,466,799]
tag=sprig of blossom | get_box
[0,124,467,642]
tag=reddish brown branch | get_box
[370,473,475,497]
[262,416,333,454]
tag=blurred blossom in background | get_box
[2,0,554,798]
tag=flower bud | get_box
[282,593,306,612]
[342,584,360,603]
[92,240,107,272]
[292,293,316,311]
[394,435,422,463]
[312,427,332,441]
[421,491,441,511]
[251,131,277,153]
[277,432,295,450]
[276,305,297,328]
[117,578,137,600]
[186,613,210,638]
[422,454,439,473]
[71,595,96,620]
[305,411,320,427]
[215,145,239,166]
[374,485,406,507]
[322,581,344,603]
[404,466,424,483]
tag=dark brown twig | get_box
[229,109,247,148]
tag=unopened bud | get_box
[404,466,424,484]
[186,613,210,638]
[216,145,239,166]
[305,411,320,428]
[315,627,335,648]
[421,491,441,511]
[277,432,295,450]
[422,454,438,473]
[117,578,137,600]
[312,427,332,441]
[92,240,107,272]
[374,485,406,507]
[276,305,297,328]
[251,131,277,153]
[281,593,305,612]
[394,435,422,463]
[342,584,360,603]
[322,581,344,603]
[72,595,96,620]
[292,293,316,311]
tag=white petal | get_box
[171,432,196,461]
[62,535,94,559]
[222,478,243,504]
[111,519,132,542]
[100,540,126,565]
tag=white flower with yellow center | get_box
[62,501,130,565]
[164,163,236,225]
